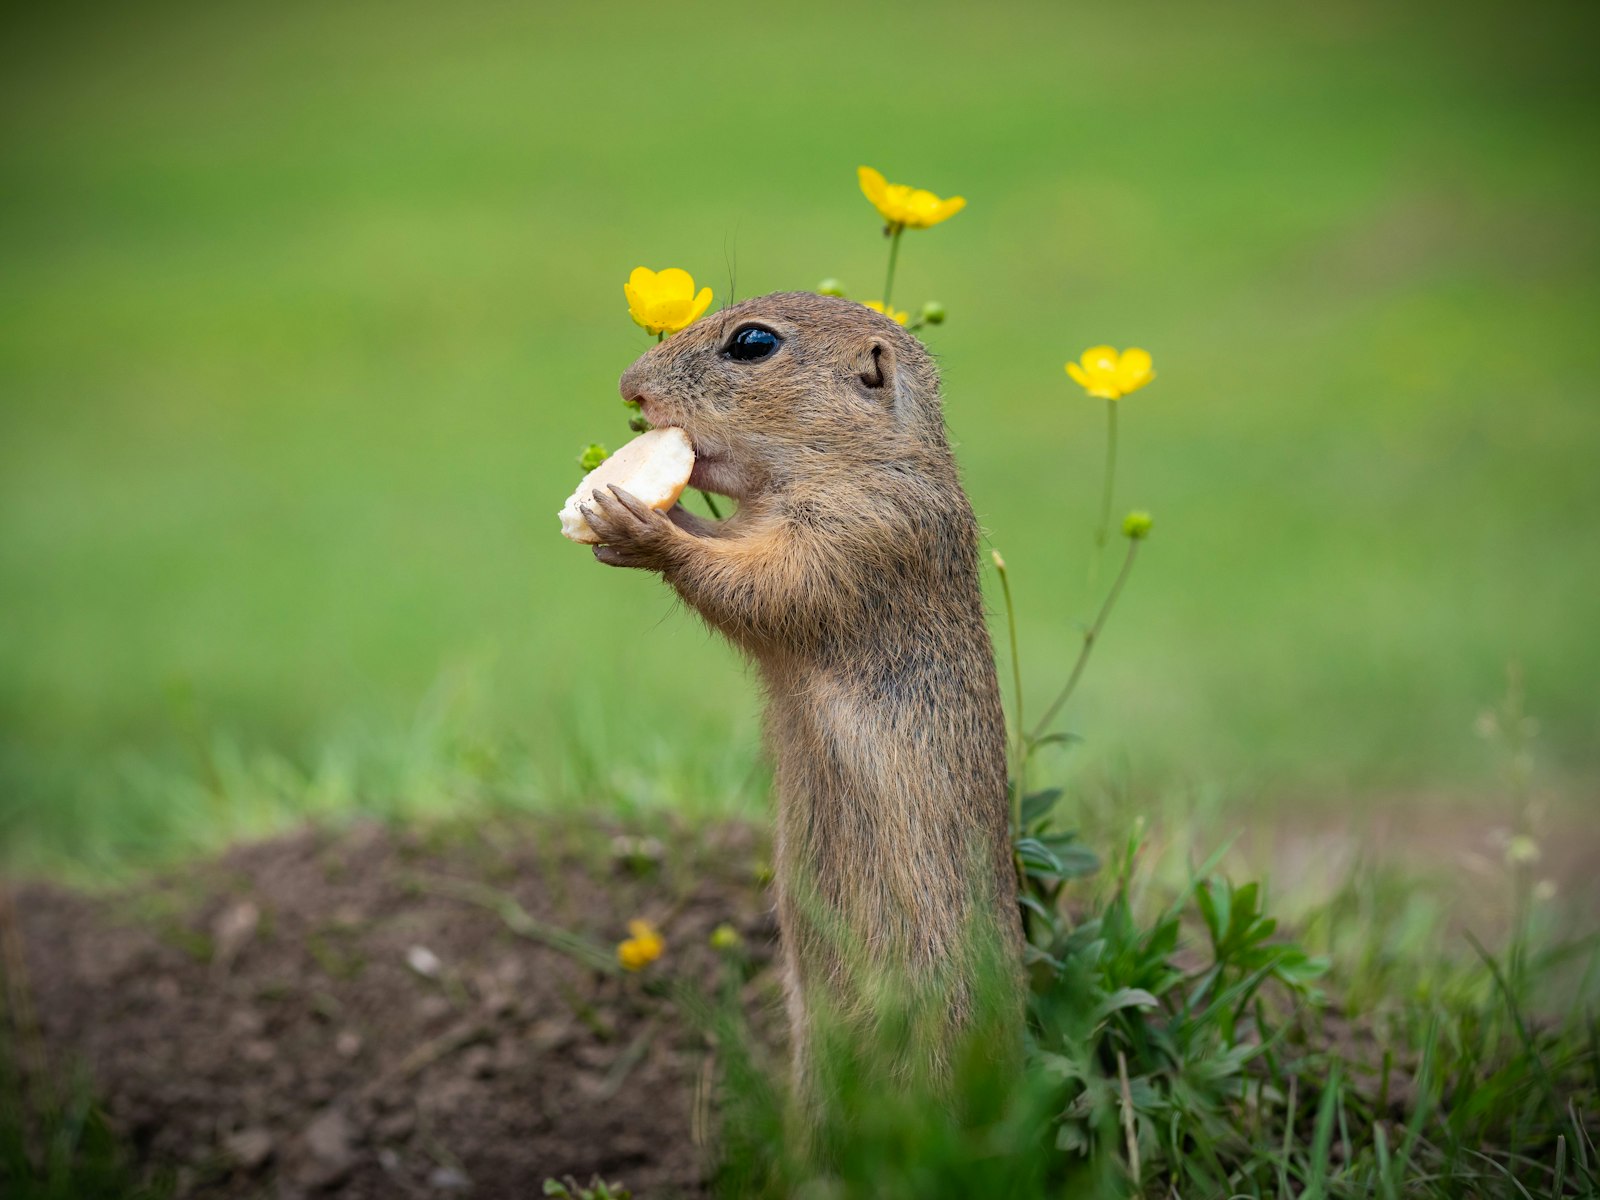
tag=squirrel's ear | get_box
[855,337,898,403]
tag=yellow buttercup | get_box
[862,300,910,326]
[857,166,966,230]
[616,918,665,971]
[624,267,713,336]
[1066,346,1156,400]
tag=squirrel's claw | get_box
[583,487,677,571]
[593,543,639,568]
[606,484,657,522]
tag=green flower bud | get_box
[817,279,847,298]
[1506,835,1540,866]
[920,301,947,325]
[709,923,743,952]
[1122,510,1153,540]
[577,443,609,472]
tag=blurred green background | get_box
[3,0,1597,874]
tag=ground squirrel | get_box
[581,292,1022,1084]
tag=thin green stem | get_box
[1031,537,1141,743]
[993,551,1025,836]
[656,332,664,344]
[881,224,904,312]
[1089,399,1120,593]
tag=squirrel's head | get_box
[618,292,946,502]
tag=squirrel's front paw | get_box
[582,485,682,570]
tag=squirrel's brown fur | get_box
[581,292,1021,1083]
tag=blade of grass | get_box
[1278,1073,1297,1200]
[1165,837,1242,925]
[1466,1148,1537,1200]
[1569,1098,1597,1189]
[1589,1010,1600,1099]
[1373,1122,1398,1200]
[1115,1049,1140,1188]
[1466,930,1561,1126]
[1304,1065,1342,1200]
[1391,1016,1441,1183]
[1337,1082,1352,1180]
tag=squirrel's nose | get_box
[618,360,652,407]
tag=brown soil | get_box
[7,817,784,1199]
[7,807,1595,1198]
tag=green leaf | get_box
[1032,731,1083,750]
[1144,915,1181,961]
[1017,892,1056,924]
[1018,836,1098,882]
[1037,1051,1083,1082]
[1023,942,1064,970]
[1275,953,1330,986]
[1037,835,1101,877]
[1093,987,1160,1022]
[1125,1076,1166,1110]
[1016,837,1064,874]
[1196,879,1223,947]
[1055,1120,1089,1154]
[1226,881,1260,946]
[1184,1042,1260,1084]
[1021,788,1064,825]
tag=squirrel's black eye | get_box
[724,325,781,363]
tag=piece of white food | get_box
[559,426,695,544]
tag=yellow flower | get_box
[1065,346,1156,400]
[857,166,966,230]
[616,919,664,971]
[1122,511,1153,540]
[624,267,713,336]
[862,300,910,326]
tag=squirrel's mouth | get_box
[687,453,740,501]
[636,405,745,503]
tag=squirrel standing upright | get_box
[581,292,1022,1086]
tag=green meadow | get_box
[2,0,1598,874]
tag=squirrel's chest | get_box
[761,655,990,797]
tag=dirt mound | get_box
[10,817,783,1198]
